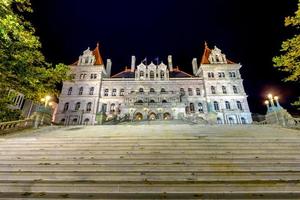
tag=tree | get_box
[273,1,300,109]
[0,0,70,121]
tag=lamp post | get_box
[266,93,280,124]
[40,95,52,126]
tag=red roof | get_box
[70,43,104,66]
[200,42,236,64]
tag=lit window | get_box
[79,87,83,95]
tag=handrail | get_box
[0,119,33,134]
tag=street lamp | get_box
[265,93,280,124]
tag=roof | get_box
[200,42,236,64]
[111,67,135,78]
[169,67,193,78]
[70,43,104,66]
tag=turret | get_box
[168,55,173,72]
[106,59,112,77]
[131,55,136,72]
[192,58,198,75]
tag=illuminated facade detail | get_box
[55,43,252,125]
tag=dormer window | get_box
[160,71,165,79]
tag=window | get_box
[211,86,216,94]
[79,87,83,95]
[110,103,116,113]
[161,88,166,93]
[208,72,214,78]
[160,71,165,79]
[104,89,109,96]
[90,74,97,79]
[67,87,72,95]
[241,117,246,124]
[229,72,236,78]
[80,74,83,79]
[112,89,117,96]
[190,103,195,113]
[89,87,94,95]
[150,99,155,103]
[60,118,66,124]
[150,88,155,93]
[140,71,144,77]
[237,101,243,110]
[139,88,144,93]
[188,88,193,96]
[86,102,92,112]
[75,102,81,111]
[218,72,225,78]
[162,99,168,103]
[217,117,223,124]
[233,86,238,94]
[229,117,234,124]
[84,118,90,124]
[102,104,107,112]
[222,86,227,94]
[196,88,201,96]
[198,102,203,113]
[63,103,69,112]
[180,88,185,95]
[150,71,155,80]
[120,89,125,96]
[213,101,219,111]
[80,74,87,79]
[225,101,231,110]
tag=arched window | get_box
[228,117,234,124]
[150,71,155,80]
[190,103,195,113]
[139,88,144,93]
[160,70,165,79]
[188,88,193,96]
[104,89,109,96]
[196,88,201,96]
[211,86,216,94]
[140,71,144,77]
[198,102,203,112]
[86,102,92,112]
[67,87,72,95]
[84,118,90,125]
[63,103,69,112]
[233,86,238,94]
[161,88,166,93]
[112,89,117,96]
[110,103,116,112]
[222,86,227,94]
[213,101,219,111]
[79,87,83,95]
[237,101,243,110]
[150,88,155,93]
[120,89,125,96]
[72,118,78,124]
[162,99,168,103]
[225,101,231,110]
[149,99,155,103]
[241,117,247,124]
[89,87,94,95]
[208,72,214,78]
[60,118,66,124]
[75,102,81,111]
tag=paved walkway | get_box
[0,124,300,199]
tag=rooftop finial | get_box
[204,41,208,48]
[96,42,100,48]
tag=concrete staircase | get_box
[0,124,300,199]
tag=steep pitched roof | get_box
[93,43,104,65]
[169,67,193,78]
[200,42,236,64]
[111,67,135,78]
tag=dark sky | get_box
[30,0,299,115]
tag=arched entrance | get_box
[148,112,157,120]
[163,112,171,120]
[134,112,143,121]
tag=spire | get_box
[92,43,104,65]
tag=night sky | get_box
[30,0,299,115]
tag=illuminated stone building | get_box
[55,43,252,125]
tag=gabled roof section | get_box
[200,42,212,64]
[169,67,193,78]
[111,67,135,78]
[93,43,104,65]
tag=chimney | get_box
[192,58,198,75]
[106,59,112,77]
[168,55,173,71]
[131,55,136,72]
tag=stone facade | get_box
[55,43,252,125]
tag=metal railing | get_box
[0,119,33,135]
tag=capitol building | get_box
[55,43,252,125]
